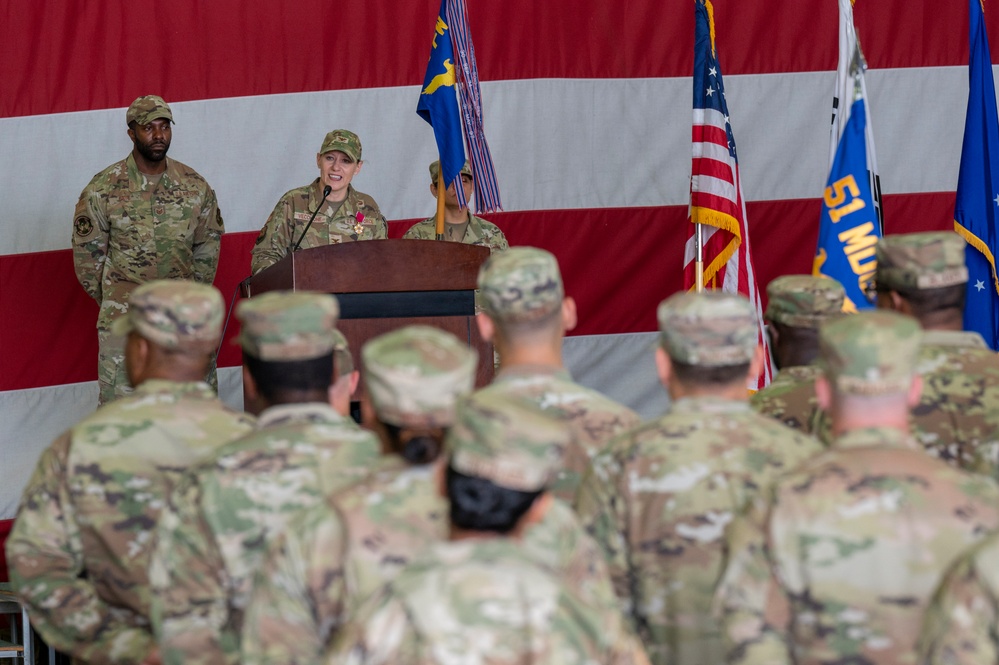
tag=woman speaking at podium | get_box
[250,129,387,275]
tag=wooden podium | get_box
[241,239,494,396]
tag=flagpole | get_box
[435,168,446,240]
[695,222,704,292]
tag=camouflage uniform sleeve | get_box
[713,494,793,665]
[485,226,509,252]
[149,476,237,665]
[573,447,635,623]
[250,195,296,275]
[71,179,110,302]
[191,185,223,284]
[325,587,421,665]
[919,543,999,665]
[401,220,433,240]
[241,508,349,665]
[6,433,156,665]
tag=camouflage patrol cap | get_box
[319,129,362,161]
[447,393,567,492]
[765,275,846,328]
[429,160,473,182]
[331,329,354,376]
[478,247,564,322]
[819,309,922,395]
[658,291,759,366]
[111,280,223,351]
[236,291,340,361]
[362,325,477,428]
[876,232,968,292]
[126,95,174,126]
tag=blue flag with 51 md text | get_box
[955,0,999,349]
[813,96,880,312]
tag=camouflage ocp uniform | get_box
[859,232,999,473]
[250,130,387,275]
[73,96,224,405]
[715,310,999,665]
[403,159,509,251]
[241,329,622,665]
[6,281,253,665]
[326,396,650,665]
[475,246,641,501]
[920,530,999,664]
[575,291,822,665]
[751,275,845,435]
[149,292,380,665]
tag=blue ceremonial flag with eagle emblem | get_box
[955,0,999,349]
[417,0,468,208]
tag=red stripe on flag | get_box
[691,158,736,184]
[692,124,730,145]
[0,193,953,393]
[1,2,995,118]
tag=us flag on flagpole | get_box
[683,0,773,390]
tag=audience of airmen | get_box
[13,227,999,665]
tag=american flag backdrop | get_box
[0,0,991,520]
[684,0,773,390]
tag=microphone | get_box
[291,185,333,253]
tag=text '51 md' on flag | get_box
[813,94,880,312]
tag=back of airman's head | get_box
[657,291,758,366]
[765,275,846,328]
[113,280,223,352]
[362,325,477,428]
[876,232,968,293]
[447,392,567,493]
[236,291,340,361]
[478,247,564,323]
[819,309,921,396]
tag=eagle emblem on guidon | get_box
[422,59,455,95]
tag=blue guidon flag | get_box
[417,0,468,208]
[955,0,999,349]
[813,94,880,312]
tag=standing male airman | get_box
[73,95,224,405]
[751,275,845,434]
[575,291,822,665]
[716,310,999,664]
[6,280,253,665]
[149,291,380,665]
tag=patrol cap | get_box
[362,325,477,428]
[819,309,922,395]
[332,329,354,376]
[765,275,846,328]
[447,392,567,492]
[319,129,362,161]
[657,291,758,366]
[429,160,473,182]
[236,291,340,361]
[478,247,564,322]
[126,95,174,126]
[112,280,223,351]
[876,232,968,292]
